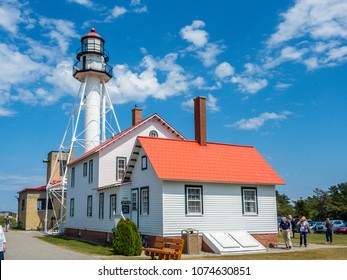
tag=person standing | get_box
[287,215,295,238]
[0,224,6,260]
[297,216,309,247]
[4,216,10,232]
[279,216,292,249]
[325,218,333,244]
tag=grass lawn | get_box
[36,233,347,260]
[282,232,347,246]
[184,248,347,260]
[36,236,115,256]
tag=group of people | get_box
[278,215,334,249]
[0,216,10,260]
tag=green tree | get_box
[328,183,347,220]
[305,188,331,221]
[276,191,294,217]
[293,198,309,218]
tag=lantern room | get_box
[73,28,112,82]
[76,28,109,62]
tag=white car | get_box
[331,220,346,230]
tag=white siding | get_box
[99,118,181,188]
[163,181,278,236]
[66,117,180,233]
[66,155,100,230]
[128,148,163,236]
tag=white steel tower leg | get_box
[101,82,106,142]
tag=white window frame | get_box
[71,167,75,188]
[109,194,117,219]
[70,198,75,217]
[83,162,87,177]
[242,187,258,215]
[116,157,126,181]
[87,195,93,217]
[99,193,104,219]
[185,185,203,215]
[88,160,93,183]
[140,187,149,215]
[141,156,147,170]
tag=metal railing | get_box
[76,43,110,62]
[73,59,113,78]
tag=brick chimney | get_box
[194,96,207,146]
[132,106,142,126]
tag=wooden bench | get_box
[143,237,184,260]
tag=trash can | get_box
[181,228,199,255]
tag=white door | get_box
[131,189,139,227]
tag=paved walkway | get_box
[4,230,99,260]
[3,230,347,260]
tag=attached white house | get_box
[123,135,284,250]
[65,108,185,242]
[66,97,285,250]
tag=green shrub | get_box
[112,219,142,256]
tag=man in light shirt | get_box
[0,224,7,260]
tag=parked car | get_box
[334,223,347,234]
[314,221,326,233]
[331,220,347,230]
[308,221,317,233]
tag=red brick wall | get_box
[251,233,278,248]
[65,228,113,245]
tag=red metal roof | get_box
[82,27,102,39]
[68,113,185,166]
[18,185,46,193]
[138,137,285,185]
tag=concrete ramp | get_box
[203,231,266,254]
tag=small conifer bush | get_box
[112,219,142,256]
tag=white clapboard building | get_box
[65,97,285,253]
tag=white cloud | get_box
[66,0,93,8]
[38,18,78,54]
[229,111,292,131]
[231,75,268,94]
[265,0,347,70]
[0,0,23,35]
[111,6,128,18]
[45,60,80,99]
[275,83,292,90]
[180,21,225,67]
[131,0,148,13]
[215,62,235,79]
[181,94,220,112]
[264,46,307,69]
[197,42,224,67]
[0,43,47,85]
[206,93,220,112]
[268,0,347,46]
[108,53,189,104]
[0,107,16,117]
[180,20,208,48]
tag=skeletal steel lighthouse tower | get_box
[73,27,119,152]
[44,28,120,233]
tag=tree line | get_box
[276,182,347,221]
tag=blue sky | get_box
[0,0,346,212]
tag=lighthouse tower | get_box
[73,27,114,152]
[44,28,120,234]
